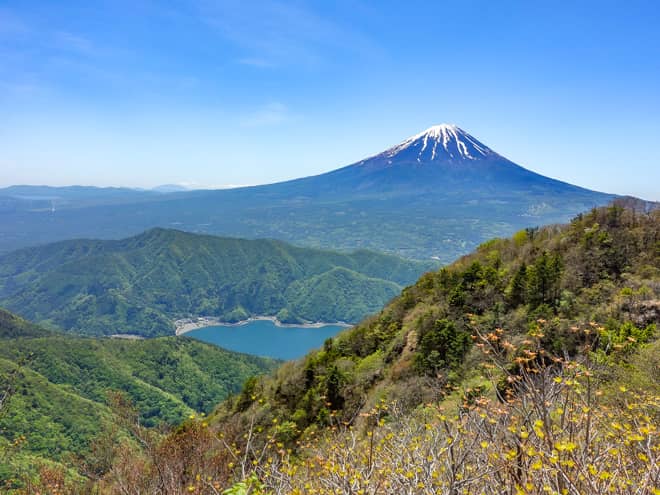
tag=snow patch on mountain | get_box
[367,124,499,164]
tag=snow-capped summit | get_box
[336,122,556,193]
[232,122,610,217]
[378,124,499,163]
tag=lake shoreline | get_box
[175,315,351,336]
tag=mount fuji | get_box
[0,124,619,261]
[271,124,584,198]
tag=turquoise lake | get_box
[185,320,348,360]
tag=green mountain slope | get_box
[0,229,435,337]
[0,309,52,339]
[229,202,658,429]
[283,267,401,323]
[0,308,277,471]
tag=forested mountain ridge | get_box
[0,309,52,339]
[212,200,659,433]
[0,229,434,337]
[0,308,278,485]
[76,202,659,494]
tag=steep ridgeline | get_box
[215,202,659,442]
[0,125,619,261]
[0,308,277,477]
[0,229,434,337]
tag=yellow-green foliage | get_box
[94,326,659,495]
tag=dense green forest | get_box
[0,309,277,486]
[33,203,653,495]
[0,229,434,337]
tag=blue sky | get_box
[1,1,659,200]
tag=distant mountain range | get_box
[0,184,189,211]
[0,229,433,336]
[0,125,622,260]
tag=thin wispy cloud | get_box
[194,0,380,68]
[238,57,277,68]
[54,31,95,55]
[0,11,104,98]
[0,8,28,36]
[0,80,47,98]
[239,102,293,127]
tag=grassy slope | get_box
[0,229,435,337]
[0,309,278,466]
